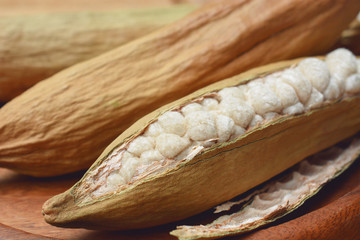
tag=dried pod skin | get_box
[1,0,360,177]
[0,0,192,16]
[42,56,360,230]
[0,5,195,101]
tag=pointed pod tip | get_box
[42,190,76,227]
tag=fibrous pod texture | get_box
[42,49,360,230]
[0,0,191,16]
[0,5,195,101]
[1,0,359,177]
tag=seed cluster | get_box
[77,48,360,201]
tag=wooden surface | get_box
[0,158,359,240]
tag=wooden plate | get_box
[0,157,359,240]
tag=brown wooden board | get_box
[0,157,359,240]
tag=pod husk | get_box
[42,57,360,230]
[1,0,359,177]
[0,5,195,101]
[0,0,188,16]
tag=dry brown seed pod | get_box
[0,0,194,16]
[0,5,195,101]
[42,55,360,230]
[1,0,360,177]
